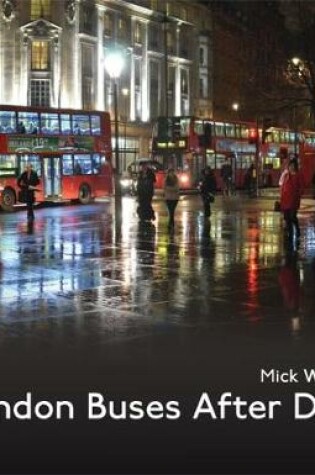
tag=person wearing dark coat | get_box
[164,168,180,229]
[244,163,256,196]
[136,164,156,222]
[280,159,304,242]
[17,163,40,221]
[200,166,217,218]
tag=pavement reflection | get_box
[0,194,314,338]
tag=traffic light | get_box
[248,127,258,144]
[262,117,273,144]
[157,117,170,142]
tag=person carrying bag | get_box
[17,163,40,222]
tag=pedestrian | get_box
[200,166,216,218]
[17,163,40,222]
[220,157,233,196]
[136,164,156,222]
[244,163,256,197]
[164,168,179,230]
[279,158,304,242]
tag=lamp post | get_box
[104,50,124,213]
[121,87,129,171]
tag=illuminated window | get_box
[31,0,51,20]
[118,17,127,40]
[181,69,188,95]
[80,4,96,35]
[104,13,113,36]
[199,78,207,98]
[30,79,50,107]
[134,21,142,44]
[31,41,49,70]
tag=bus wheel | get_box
[79,184,92,204]
[1,188,16,212]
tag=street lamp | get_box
[291,57,301,67]
[104,50,124,210]
[232,102,240,122]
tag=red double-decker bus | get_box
[0,105,113,211]
[152,116,315,190]
[152,116,257,189]
[299,130,315,186]
[260,126,302,187]
[151,116,201,190]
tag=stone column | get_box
[141,21,149,122]
[19,33,29,106]
[61,0,80,108]
[1,17,18,103]
[96,4,105,111]
[130,52,135,121]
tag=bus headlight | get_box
[180,174,189,184]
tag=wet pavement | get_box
[1,193,315,375]
[1,193,315,473]
[1,193,314,338]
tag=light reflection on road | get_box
[0,196,314,335]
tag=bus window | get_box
[240,125,249,139]
[216,153,227,170]
[194,119,203,136]
[60,114,72,135]
[289,132,295,143]
[180,118,190,137]
[241,155,252,169]
[92,153,101,174]
[271,130,280,143]
[206,151,215,169]
[19,154,41,176]
[40,113,60,135]
[235,124,241,139]
[72,115,90,135]
[280,130,286,142]
[62,154,74,175]
[215,122,225,137]
[74,154,91,174]
[0,111,17,133]
[91,115,101,135]
[225,123,235,138]
[0,154,17,173]
[17,112,39,134]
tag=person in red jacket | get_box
[280,159,304,241]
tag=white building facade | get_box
[0,0,213,169]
